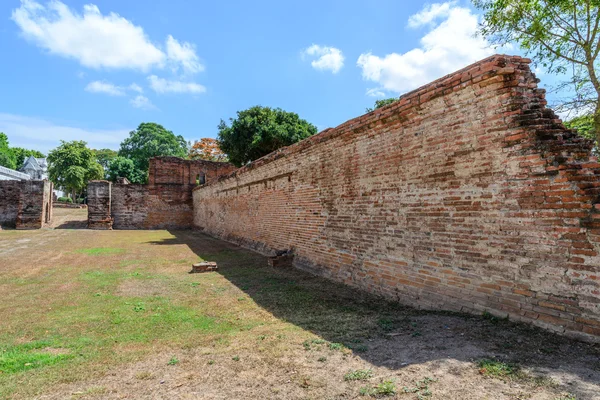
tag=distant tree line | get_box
[0,132,45,170]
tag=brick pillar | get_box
[87,180,113,230]
[16,181,45,229]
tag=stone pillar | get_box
[87,180,113,230]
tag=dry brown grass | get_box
[0,209,598,399]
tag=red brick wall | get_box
[0,180,52,229]
[110,157,236,229]
[193,55,600,342]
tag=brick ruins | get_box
[88,157,236,229]
[0,180,53,229]
[191,55,600,342]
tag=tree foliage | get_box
[188,138,228,162]
[118,122,187,182]
[366,98,398,113]
[473,0,600,144]
[217,106,317,167]
[92,148,118,172]
[47,140,104,199]
[12,147,45,168]
[564,112,599,152]
[0,133,17,170]
[106,156,146,184]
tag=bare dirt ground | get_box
[0,209,598,400]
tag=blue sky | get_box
[0,0,528,154]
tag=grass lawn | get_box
[0,210,599,399]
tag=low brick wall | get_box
[0,180,53,229]
[88,157,236,229]
[193,55,600,342]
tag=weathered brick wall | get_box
[193,55,600,342]
[88,180,112,229]
[0,181,22,228]
[109,157,235,229]
[0,180,52,229]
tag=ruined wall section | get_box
[193,55,600,341]
[0,180,52,229]
[110,157,236,229]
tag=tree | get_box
[47,140,104,200]
[12,147,45,168]
[118,122,187,182]
[0,133,17,170]
[217,106,317,167]
[92,148,118,172]
[366,98,398,113]
[564,112,599,153]
[473,0,600,146]
[106,156,145,183]
[188,138,228,161]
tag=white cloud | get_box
[0,113,129,153]
[302,45,345,74]
[357,3,495,94]
[366,88,386,98]
[11,0,204,75]
[128,83,143,93]
[166,35,204,75]
[407,1,455,28]
[148,75,206,94]
[85,81,144,97]
[130,95,157,110]
[85,81,126,96]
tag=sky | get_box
[0,0,533,154]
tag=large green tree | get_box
[217,106,317,166]
[47,141,104,200]
[473,0,600,146]
[92,148,118,173]
[0,133,17,170]
[106,156,146,184]
[118,122,187,182]
[12,147,45,168]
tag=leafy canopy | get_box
[473,0,600,145]
[217,106,317,167]
[92,149,118,173]
[47,140,103,198]
[106,156,146,184]
[366,98,398,113]
[0,133,17,170]
[118,122,187,182]
[188,138,228,162]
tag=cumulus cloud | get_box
[166,35,204,75]
[302,45,345,74]
[11,0,204,75]
[130,95,157,110]
[0,113,129,153]
[407,1,455,28]
[148,75,206,94]
[357,2,495,94]
[85,81,144,96]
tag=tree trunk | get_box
[594,102,600,148]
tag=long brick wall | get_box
[192,55,600,342]
[0,180,53,229]
[95,157,236,229]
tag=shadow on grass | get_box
[149,230,600,398]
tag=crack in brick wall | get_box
[192,54,600,342]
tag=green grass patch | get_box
[477,359,519,378]
[359,380,397,397]
[0,341,73,374]
[75,247,125,256]
[344,369,373,381]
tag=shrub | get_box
[57,197,73,203]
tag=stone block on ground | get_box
[190,261,218,273]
